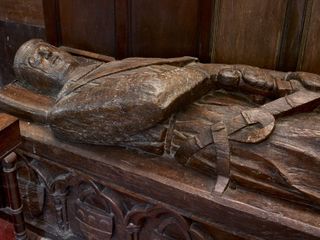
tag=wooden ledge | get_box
[0,84,54,124]
[0,113,20,159]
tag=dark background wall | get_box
[1,0,320,86]
[0,0,45,86]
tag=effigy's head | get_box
[14,39,78,96]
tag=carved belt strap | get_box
[213,90,320,194]
[228,90,320,144]
[228,109,275,143]
[211,122,230,194]
[212,108,275,194]
[261,90,320,117]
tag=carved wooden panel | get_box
[16,155,235,240]
[2,0,320,86]
[43,0,212,61]
[212,0,288,69]
[41,0,320,74]
[58,0,116,56]
[11,120,320,240]
[130,0,199,58]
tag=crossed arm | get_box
[214,65,320,98]
[190,63,320,143]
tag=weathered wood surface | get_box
[1,39,319,210]
[0,84,53,123]
[1,39,320,239]
[16,121,320,240]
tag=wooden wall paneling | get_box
[298,0,320,74]
[130,0,200,58]
[58,0,116,56]
[42,0,213,60]
[0,0,44,26]
[42,0,61,46]
[277,0,308,72]
[41,0,320,71]
[211,0,288,69]
[115,0,129,59]
[198,0,213,62]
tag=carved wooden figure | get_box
[0,39,320,239]
[1,39,320,201]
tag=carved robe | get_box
[2,39,320,207]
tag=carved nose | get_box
[39,50,52,60]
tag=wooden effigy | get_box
[0,39,319,239]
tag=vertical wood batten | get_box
[42,0,61,46]
[198,0,213,62]
[210,0,221,63]
[277,0,309,72]
[115,0,130,59]
[297,0,320,74]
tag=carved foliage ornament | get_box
[75,180,214,240]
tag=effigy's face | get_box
[27,43,75,78]
[14,39,79,95]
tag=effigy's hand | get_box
[216,66,320,99]
[216,66,285,99]
[241,68,276,96]
[285,72,320,92]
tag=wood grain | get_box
[0,0,44,26]
[298,0,320,74]
[198,0,213,62]
[41,0,320,73]
[130,0,200,58]
[17,121,320,240]
[212,0,288,69]
[0,113,20,159]
[115,0,129,59]
[58,0,116,56]
[42,0,61,46]
[277,0,308,71]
